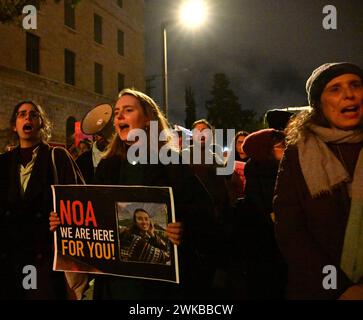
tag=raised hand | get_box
[49,212,60,232]
[166,222,182,245]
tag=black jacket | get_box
[92,155,217,300]
[0,143,82,299]
[76,150,95,183]
[233,159,287,299]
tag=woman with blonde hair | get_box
[104,88,171,160]
[94,89,216,299]
[51,89,217,299]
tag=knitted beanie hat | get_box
[242,128,285,164]
[306,62,363,108]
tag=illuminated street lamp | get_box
[179,0,207,28]
[162,0,207,118]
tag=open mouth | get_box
[119,124,129,131]
[23,124,33,133]
[341,105,359,114]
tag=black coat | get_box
[244,159,279,219]
[0,143,81,299]
[76,150,94,183]
[92,155,218,300]
[232,159,287,299]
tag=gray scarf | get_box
[297,124,363,283]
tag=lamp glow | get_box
[179,0,207,28]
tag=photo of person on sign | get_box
[118,205,171,265]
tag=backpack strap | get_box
[51,146,86,185]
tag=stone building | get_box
[0,0,145,150]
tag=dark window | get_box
[65,49,75,85]
[117,0,123,8]
[26,32,40,74]
[95,63,103,94]
[94,14,103,44]
[118,73,125,92]
[64,0,75,29]
[117,29,124,55]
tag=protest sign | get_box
[52,185,179,283]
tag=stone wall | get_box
[0,0,145,151]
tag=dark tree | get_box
[206,73,264,135]
[240,109,259,132]
[206,73,244,131]
[184,85,196,129]
[0,1,41,23]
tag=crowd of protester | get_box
[1,62,363,300]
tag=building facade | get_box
[0,0,145,150]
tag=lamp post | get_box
[161,21,169,117]
[161,0,207,118]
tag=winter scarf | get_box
[297,124,363,283]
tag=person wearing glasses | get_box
[0,101,83,299]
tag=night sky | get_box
[145,0,363,127]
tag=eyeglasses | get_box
[16,110,40,120]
